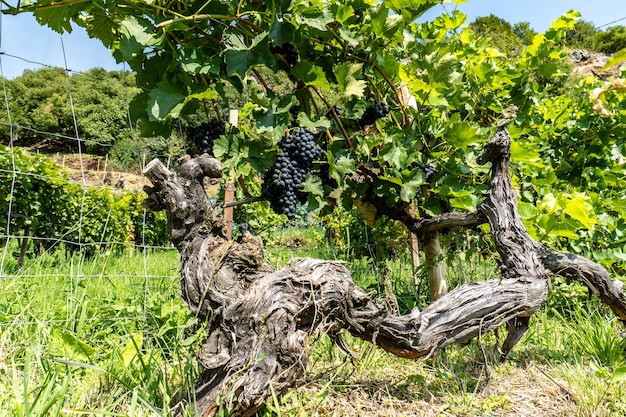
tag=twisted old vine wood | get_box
[142,124,626,417]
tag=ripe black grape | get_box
[270,43,299,67]
[326,105,342,119]
[315,160,338,189]
[359,103,390,127]
[262,128,322,219]
[415,163,437,181]
[186,118,225,156]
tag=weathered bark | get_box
[142,121,626,416]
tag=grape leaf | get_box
[84,9,117,48]
[178,48,220,76]
[382,141,408,170]
[147,81,186,121]
[327,151,356,180]
[400,173,423,202]
[564,192,597,230]
[302,175,324,196]
[224,33,273,80]
[445,120,480,148]
[119,16,163,62]
[602,48,626,72]
[292,60,331,90]
[383,0,440,21]
[335,63,366,98]
[32,2,84,33]
[296,113,331,130]
[269,17,296,45]
[334,5,355,24]
[510,141,543,166]
[450,193,478,212]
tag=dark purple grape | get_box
[186,118,225,156]
[270,43,299,67]
[261,128,322,219]
[359,103,390,127]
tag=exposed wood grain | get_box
[142,124,625,416]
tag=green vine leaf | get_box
[335,63,367,98]
[147,81,186,122]
[445,119,480,148]
[225,32,273,80]
[291,60,331,90]
[119,16,164,62]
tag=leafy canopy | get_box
[3,1,625,273]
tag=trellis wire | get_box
[0,20,444,344]
[0,18,175,336]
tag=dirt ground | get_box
[301,363,577,417]
[51,153,147,191]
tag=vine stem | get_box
[252,68,270,92]
[154,13,262,32]
[374,64,408,126]
[309,86,353,149]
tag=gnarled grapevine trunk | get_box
[142,124,626,417]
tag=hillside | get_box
[567,49,624,78]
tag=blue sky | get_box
[1,0,625,80]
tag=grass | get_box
[0,248,202,416]
[1,228,625,416]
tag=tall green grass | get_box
[0,249,204,416]
[1,229,624,416]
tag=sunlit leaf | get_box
[602,48,626,71]
[119,16,163,61]
[123,333,143,368]
[292,60,331,90]
[147,81,186,121]
[446,121,480,148]
[303,175,324,196]
[564,192,597,230]
[51,329,95,362]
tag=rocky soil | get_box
[567,49,624,78]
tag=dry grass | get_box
[260,333,589,417]
[297,363,577,417]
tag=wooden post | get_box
[408,202,421,297]
[224,181,235,240]
[424,232,447,301]
[103,154,108,180]
[223,109,239,241]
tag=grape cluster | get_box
[261,128,322,219]
[410,162,438,198]
[416,163,437,181]
[270,43,299,67]
[359,103,390,127]
[326,105,342,119]
[289,105,301,119]
[187,118,225,156]
[315,160,338,189]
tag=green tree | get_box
[512,21,536,45]
[564,19,599,50]
[468,14,528,56]
[0,67,137,154]
[595,25,626,54]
